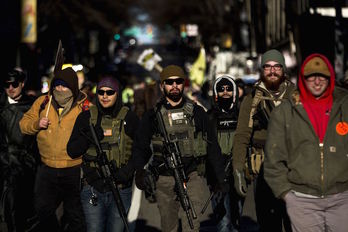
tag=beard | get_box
[164,87,183,102]
[261,72,285,91]
[217,97,233,111]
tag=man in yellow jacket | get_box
[20,67,87,232]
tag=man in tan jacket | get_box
[20,67,87,232]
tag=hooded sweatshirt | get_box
[298,53,335,142]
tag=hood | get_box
[50,67,80,101]
[212,74,238,111]
[298,53,335,103]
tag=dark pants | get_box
[255,169,291,232]
[34,164,86,232]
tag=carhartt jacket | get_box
[264,87,348,198]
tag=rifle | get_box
[89,124,130,232]
[201,152,232,214]
[155,109,197,229]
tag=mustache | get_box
[267,73,281,78]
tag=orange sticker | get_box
[336,122,348,136]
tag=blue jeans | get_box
[81,184,132,232]
[211,192,242,232]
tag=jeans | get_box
[211,192,241,232]
[81,184,132,232]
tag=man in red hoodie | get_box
[264,53,348,232]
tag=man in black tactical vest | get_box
[232,49,295,232]
[67,76,139,232]
[132,65,226,232]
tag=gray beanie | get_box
[261,49,286,70]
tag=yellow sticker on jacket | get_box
[104,129,112,136]
[336,122,348,136]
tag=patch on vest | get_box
[217,118,237,130]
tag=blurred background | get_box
[1,0,348,95]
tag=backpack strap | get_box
[248,89,263,128]
[39,95,50,116]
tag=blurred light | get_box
[129,38,136,45]
[310,7,348,18]
[72,64,84,72]
[114,33,121,40]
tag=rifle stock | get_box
[89,124,130,232]
[155,109,197,229]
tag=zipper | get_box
[319,143,324,197]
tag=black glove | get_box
[233,169,247,197]
[115,164,134,184]
[135,169,157,194]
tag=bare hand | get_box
[38,117,50,129]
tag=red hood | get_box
[298,53,335,103]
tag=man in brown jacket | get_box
[232,49,295,231]
[20,67,86,232]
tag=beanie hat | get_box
[97,76,119,92]
[160,65,186,83]
[51,67,79,99]
[261,49,286,69]
[303,56,330,77]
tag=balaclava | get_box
[213,75,238,112]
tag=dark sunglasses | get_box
[4,81,20,89]
[217,86,233,92]
[97,89,116,96]
[164,78,185,85]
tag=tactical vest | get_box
[152,101,207,158]
[86,105,133,168]
[216,115,237,156]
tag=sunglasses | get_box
[217,86,233,92]
[164,78,185,85]
[4,81,20,89]
[97,89,116,96]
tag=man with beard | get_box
[232,49,295,232]
[132,65,226,232]
[0,68,39,231]
[206,75,242,232]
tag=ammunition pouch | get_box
[246,147,264,176]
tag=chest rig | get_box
[216,114,237,155]
[86,105,133,168]
[152,101,207,158]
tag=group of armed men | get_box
[1,49,348,232]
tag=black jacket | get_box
[131,97,226,183]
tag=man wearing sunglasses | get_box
[265,53,348,232]
[67,76,139,232]
[20,67,86,231]
[132,65,225,232]
[206,75,242,231]
[0,68,39,231]
[232,49,295,231]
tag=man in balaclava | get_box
[20,67,87,231]
[232,49,295,231]
[206,75,243,231]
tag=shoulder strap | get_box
[116,106,129,121]
[248,89,263,127]
[39,95,50,116]
[89,105,98,125]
